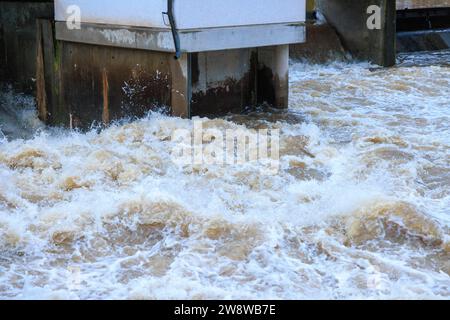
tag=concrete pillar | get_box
[190,48,258,116]
[170,45,291,117]
[260,45,290,109]
[273,45,289,109]
[317,0,396,67]
[257,45,290,109]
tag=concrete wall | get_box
[55,22,306,54]
[396,0,450,52]
[317,0,396,67]
[397,0,450,9]
[397,29,450,52]
[290,23,347,63]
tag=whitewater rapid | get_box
[0,51,449,299]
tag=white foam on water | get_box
[0,51,449,299]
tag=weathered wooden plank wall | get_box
[0,1,54,92]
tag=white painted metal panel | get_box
[175,0,305,29]
[55,0,169,29]
[55,0,305,29]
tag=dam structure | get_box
[396,0,450,52]
[295,0,450,66]
[1,1,450,127]
[1,0,306,128]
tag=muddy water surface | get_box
[0,51,449,299]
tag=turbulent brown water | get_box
[0,51,449,299]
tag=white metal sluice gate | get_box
[54,0,306,53]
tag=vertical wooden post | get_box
[36,20,48,122]
[169,53,191,118]
[36,19,58,123]
[102,68,110,124]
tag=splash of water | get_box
[0,51,449,299]
[0,85,44,140]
